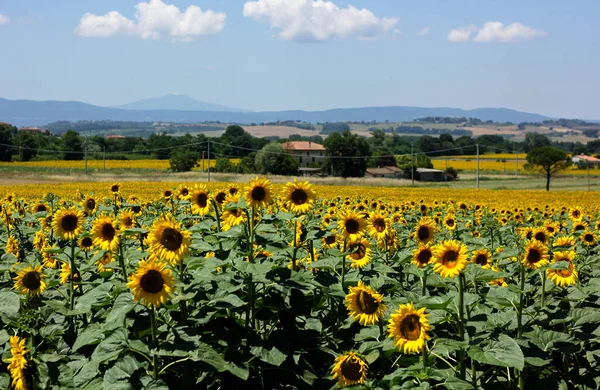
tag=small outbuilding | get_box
[416,168,446,182]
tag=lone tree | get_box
[525,146,570,191]
[324,131,371,178]
[255,143,297,175]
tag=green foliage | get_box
[396,154,433,178]
[254,143,297,175]
[168,149,199,172]
[324,131,371,177]
[525,146,570,190]
[61,130,84,160]
[0,123,16,162]
[321,122,351,135]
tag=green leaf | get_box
[468,334,524,370]
[73,360,100,387]
[250,346,287,367]
[208,294,245,309]
[122,228,149,237]
[103,355,141,390]
[91,328,128,364]
[0,291,20,320]
[73,324,106,352]
[105,292,136,331]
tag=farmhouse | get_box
[282,141,326,168]
[572,154,600,166]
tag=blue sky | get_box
[0,0,598,118]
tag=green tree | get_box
[169,149,199,172]
[62,130,84,161]
[0,123,16,162]
[524,146,570,191]
[13,131,37,161]
[324,131,371,178]
[396,154,433,179]
[255,143,297,175]
[523,133,551,153]
[147,133,172,159]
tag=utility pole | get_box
[476,143,480,189]
[411,142,414,185]
[207,140,211,183]
[516,153,519,177]
[84,136,88,175]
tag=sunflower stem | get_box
[211,199,224,254]
[341,238,347,291]
[150,305,159,379]
[291,222,298,271]
[118,240,128,282]
[540,270,546,308]
[421,270,428,296]
[517,265,525,338]
[458,272,466,380]
[69,240,76,312]
[178,261,188,325]
[422,343,429,369]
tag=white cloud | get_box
[0,14,10,25]
[416,26,430,36]
[448,22,546,43]
[447,25,476,42]
[74,0,226,41]
[243,0,398,42]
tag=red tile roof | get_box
[281,141,325,151]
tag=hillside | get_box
[0,97,553,127]
[115,94,247,112]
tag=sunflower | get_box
[488,266,508,288]
[82,196,97,214]
[243,177,273,209]
[221,193,247,231]
[33,230,47,252]
[110,183,120,193]
[387,302,431,354]
[412,244,433,268]
[32,202,48,213]
[6,235,20,259]
[14,265,47,297]
[119,210,135,229]
[543,221,560,237]
[147,214,191,266]
[414,217,437,244]
[346,238,372,269]
[214,189,228,205]
[227,185,239,196]
[573,220,588,233]
[569,206,583,221]
[546,251,577,287]
[531,228,549,244]
[162,189,173,199]
[52,207,84,241]
[330,351,368,388]
[378,232,400,253]
[553,235,576,248]
[431,240,468,278]
[338,210,367,242]
[367,212,390,241]
[8,335,28,390]
[471,249,492,269]
[322,233,339,249]
[59,262,80,286]
[345,281,387,326]
[580,230,597,247]
[282,180,316,214]
[443,214,457,231]
[40,248,59,271]
[177,185,191,200]
[91,216,120,251]
[127,258,175,308]
[189,185,212,216]
[521,240,549,270]
[95,251,114,273]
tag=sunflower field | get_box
[0,179,599,389]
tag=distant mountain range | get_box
[114,93,248,112]
[0,96,556,127]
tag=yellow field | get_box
[439,153,525,159]
[434,158,600,175]
[2,181,599,211]
[0,159,240,170]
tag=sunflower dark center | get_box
[140,270,164,294]
[475,254,488,266]
[416,249,432,265]
[23,271,42,290]
[324,235,337,245]
[417,226,430,241]
[180,188,189,196]
[534,232,546,242]
[81,237,93,247]
[164,190,172,197]
[61,214,79,232]
[373,218,386,232]
[356,290,379,314]
[546,226,555,233]
[340,358,363,381]
[86,199,96,210]
[442,250,458,267]
[345,219,360,234]
[161,228,183,251]
[573,210,580,218]
[195,193,208,208]
[291,189,308,205]
[36,204,47,212]
[446,219,455,227]
[251,186,267,202]
[350,244,366,260]
[215,192,226,204]
[574,224,585,231]
[101,223,116,240]
[131,205,141,214]
[400,314,421,341]
[229,187,238,195]
[123,216,133,226]
[584,234,594,242]
[527,249,541,263]
[111,185,119,192]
